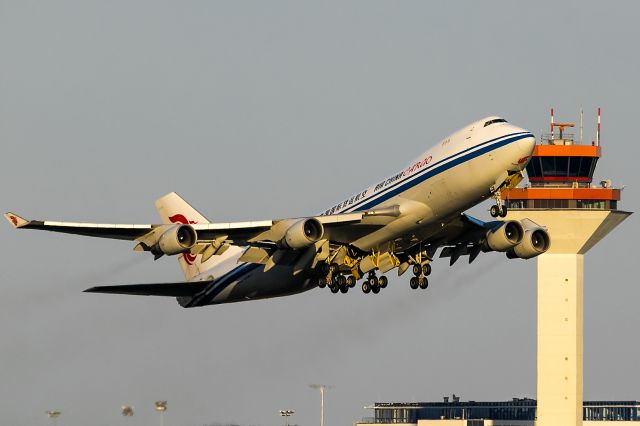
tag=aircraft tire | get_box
[362,282,371,293]
[419,277,429,289]
[379,275,388,288]
[499,206,508,217]
[422,263,432,276]
[369,276,379,288]
[412,264,421,276]
[340,285,348,294]
[372,285,380,294]
[337,275,347,287]
[317,278,327,289]
[346,276,356,288]
[330,285,339,294]
[490,205,500,218]
[410,277,419,289]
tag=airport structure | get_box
[359,397,640,425]
[356,109,632,426]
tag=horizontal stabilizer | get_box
[84,281,211,297]
[4,212,29,228]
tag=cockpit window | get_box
[484,118,507,127]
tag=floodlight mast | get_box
[155,401,167,426]
[278,409,295,426]
[309,384,333,426]
[46,410,61,426]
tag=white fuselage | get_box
[182,118,535,307]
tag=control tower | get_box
[502,109,631,426]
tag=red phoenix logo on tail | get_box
[9,215,18,226]
[168,214,198,265]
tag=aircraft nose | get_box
[519,134,536,156]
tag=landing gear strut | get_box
[490,189,508,218]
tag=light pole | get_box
[46,410,61,426]
[309,384,333,426]
[279,409,294,426]
[155,401,167,426]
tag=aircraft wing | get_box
[3,210,382,254]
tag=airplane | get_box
[5,116,550,308]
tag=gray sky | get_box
[1,1,638,425]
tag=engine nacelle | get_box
[157,224,197,255]
[485,220,524,252]
[506,227,551,259]
[281,218,324,249]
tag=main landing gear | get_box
[316,263,390,295]
[490,189,508,218]
[409,262,431,290]
[361,271,388,295]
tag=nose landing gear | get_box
[490,190,508,218]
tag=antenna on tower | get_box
[597,107,601,146]
[580,107,584,144]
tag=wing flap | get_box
[84,281,210,297]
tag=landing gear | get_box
[410,277,419,289]
[418,276,429,289]
[340,285,349,294]
[422,263,431,276]
[410,262,431,290]
[346,275,356,288]
[330,285,339,293]
[412,264,421,276]
[360,271,388,294]
[490,190,508,218]
[379,275,388,288]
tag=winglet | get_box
[4,212,29,228]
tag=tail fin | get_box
[155,192,213,281]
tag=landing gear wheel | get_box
[419,277,429,289]
[410,277,419,289]
[499,205,508,218]
[319,263,330,276]
[362,281,371,294]
[379,276,388,288]
[490,205,500,218]
[340,285,348,294]
[317,278,327,289]
[330,285,339,294]
[412,264,422,276]
[369,276,379,288]
[422,263,432,276]
[346,276,356,288]
[371,285,380,294]
[336,275,347,287]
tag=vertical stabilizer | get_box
[155,192,212,281]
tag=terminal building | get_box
[357,397,640,425]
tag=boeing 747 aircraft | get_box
[5,117,550,307]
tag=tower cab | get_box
[502,110,621,211]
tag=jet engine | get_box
[506,225,551,259]
[156,224,197,255]
[485,220,524,252]
[281,218,324,249]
